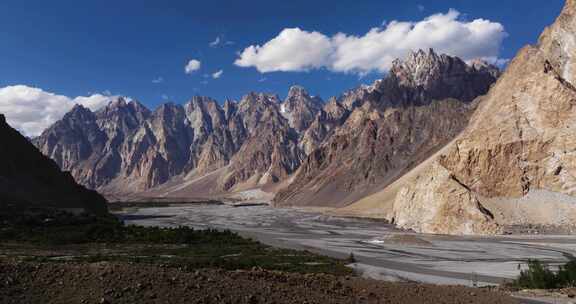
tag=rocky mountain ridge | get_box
[274,48,498,208]
[33,50,499,205]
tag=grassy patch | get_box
[0,208,352,275]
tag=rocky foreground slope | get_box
[356,0,576,235]
[34,50,499,206]
[0,114,107,215]
[0,261,518,304]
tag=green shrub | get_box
[513,259,576,289]
[514,260,558,289]
[556,260,576,288]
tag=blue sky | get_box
[0,0,566,134]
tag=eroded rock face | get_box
[0,114,107,215]
[217,92,303,191]
[392,0,576,235]
[275,98,476,208]
[274,50,498,208]
[392,162,501,235]
[299,97,350,155]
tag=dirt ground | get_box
[0,260,520,304]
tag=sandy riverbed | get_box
[117,204,576,288]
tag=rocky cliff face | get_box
[391,0,576,235]
[274,50,499,208]
[0,114,107,215]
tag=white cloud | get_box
[235,28,333,73]
[212,70,224,79]
[235,10,507,74]
[152,77,164,84]
[185,59,201,74]
[0,85,114,136]
[417,4,425,12]
[210,35,234,47]
[209,36,221,47]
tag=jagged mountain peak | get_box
[468,59,501,78]
[154,102,183,113]
[287,85,310,99]
[391,49,502,88]
[68,103,93,116]
[102,96,137,111]
[285,85,323,105]
[380,48,500,104]
[390,48,465,86]
[110,96,128,107]
[280,86,324,132]
[97,96,149,116]
[241,92,281,105]
[187,95,219,106]
[127,98,151,112]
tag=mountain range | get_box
[33,49,498,206]
[25,0,576,235]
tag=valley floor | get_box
[117,204,576,287]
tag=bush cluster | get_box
[513,259,576,289]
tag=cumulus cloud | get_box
[0,85,114,136]
[235,28,333,72]
[152,77,164,84]
[212,70,224,79]
[235,9,507,74]
[185,59,201,74]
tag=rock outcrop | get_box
[0,114,107,215]
[391,0,576,234]
[392,162,501,235]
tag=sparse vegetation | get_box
[512,259,576,289]
[0,207,352,275]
